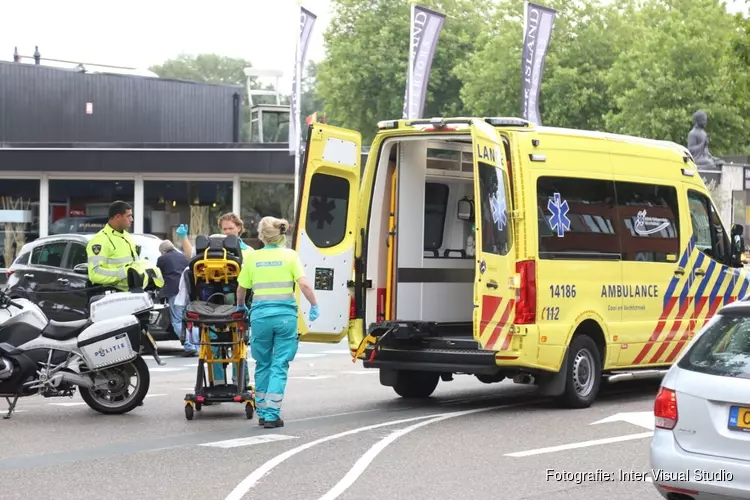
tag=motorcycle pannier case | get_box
[77,316,141,369]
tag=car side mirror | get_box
[73,263,88,275]
[457,197,473,221]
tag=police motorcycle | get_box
[0,263,167,419]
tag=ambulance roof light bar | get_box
[484,117,532,127]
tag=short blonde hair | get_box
[217,212,244,234]
[258,216,289,246]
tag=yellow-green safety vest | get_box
[238,247,302,302]
[86,224,139,291]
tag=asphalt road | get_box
[1,341,665,500]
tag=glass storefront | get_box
[1,179,40,268]
[144,180,233,241]
[49,179,135,235]
[240,181,294,247]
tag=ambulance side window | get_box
[614,181,680,262]
[536,176,619,260]
[305,173,349,249]
[688,190,729,264]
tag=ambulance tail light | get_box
[514,260,536,324]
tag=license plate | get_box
[728,406,750,432]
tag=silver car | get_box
[650,300,750,499]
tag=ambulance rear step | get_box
[362,320,500,375]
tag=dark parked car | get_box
[4,233,177,341]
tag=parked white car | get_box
[650,300,750,499]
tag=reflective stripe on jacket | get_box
[86,224,138,291]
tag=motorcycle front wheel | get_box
[79,356,151,415]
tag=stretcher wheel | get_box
[185,404,194,421]
[245,403,254,420]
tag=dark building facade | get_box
[0,61,242,143]
[0,59,297,273]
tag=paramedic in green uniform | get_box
[235,216,319,429]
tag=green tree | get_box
[457,0,636,131]
[317,0,495,144]
[603,0,748,156]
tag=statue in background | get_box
[687,110,724,170]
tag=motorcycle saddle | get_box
[41,319,91,341]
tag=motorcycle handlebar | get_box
[0,290,23,310]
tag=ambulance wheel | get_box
[558,334,602,409]
[393,370,439,399]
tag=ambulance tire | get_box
[558,334,602,409]
[393,370,440,399]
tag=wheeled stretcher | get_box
[181,234,254,421]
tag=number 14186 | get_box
[550,285,576,298]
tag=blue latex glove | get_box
[236,304,248,317]
[309,305,320,321]
[176,224,188,239]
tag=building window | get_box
[240,181,294,247]
[49,179,135,236]
[615,181,680,262]
[144,181,233,242]
[0,179,40,268]
[536,176,619,260]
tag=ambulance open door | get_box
[293,123,361,343]
[469,119,517,353]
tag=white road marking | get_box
[149,367,188,372]
[49,402,86,407]
[145,394,166,398]
[290,375,336,380]
[293,353,326,359]
[322,349,351,355]
[200,434,298,449]
[224,399,542,500]
[340,370,377,375]
[591,411,654,430]
[317,413,474,500]
[504,431,654,457]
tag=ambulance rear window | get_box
[305,173,349,249]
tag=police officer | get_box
[236,216,319,429]
[87,201,139,291]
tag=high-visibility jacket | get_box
[237,245,305,321]
[87,224,139,291]
[128,259,165,291]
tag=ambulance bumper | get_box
[362,345,501,376]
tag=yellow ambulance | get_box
[291,117,749,408]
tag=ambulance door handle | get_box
[486,280,498,289]
[673,268,685,277]
[694,269,706,277]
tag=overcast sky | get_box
[1,0,747,94]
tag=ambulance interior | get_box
[368,137,509,341]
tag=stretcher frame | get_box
[182,242,255,421]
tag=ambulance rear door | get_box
[293,123,362,343]
[469,119,517,354]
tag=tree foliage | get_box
[316,0,496,143]
[318,0,750,154]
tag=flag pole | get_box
[293,1,303,221]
